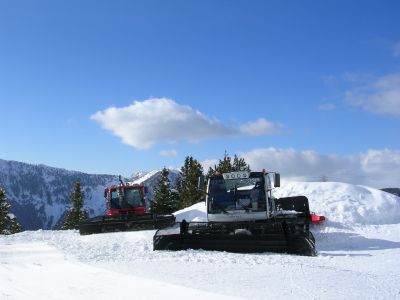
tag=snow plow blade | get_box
[153,219,316,256]
[79,214,175,235]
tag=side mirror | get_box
[144,186,149,194]
[274,173,281,187]
[104,189,107,198]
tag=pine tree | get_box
[62,179,88,230]
[152,168,174,214]
[177,156,204,209]
[0,186,21,235]
[232,154,250,171]
[206,166,216,178]
[170,188,179,212]
[217,150,233,173]
[207,152,251,178]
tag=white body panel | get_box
[207,211,267,222]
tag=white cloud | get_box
[318,103,336,111]
[201,159,219,172]
[393,41,400,58]
[345,73,400,117]
[214,147,400,188]
[239,118,282,135]
[91,98,282,149]
[360,149,400,175]
[160,149,178,157]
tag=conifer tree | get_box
[207,152,250,178]
[62,179,88,230]
[170,188,179,212]
[206,166,216,178]
[152,167,175,214]
[0,186,21,235]
[176,156,204,209]
[218,150,233,173]
[232,154,250,171]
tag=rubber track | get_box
[79,214,175,235]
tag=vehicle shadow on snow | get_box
[319,253,372,257]
[312,220,353,230]
[315,232,400,253]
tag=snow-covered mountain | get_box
[129,169,181,200]
[0,159,181,230]
[0,159,118,230]
[381,187,400,197]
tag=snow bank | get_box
[274,181,400,225]
[174,202,207,222]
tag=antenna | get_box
[119,175,125,186]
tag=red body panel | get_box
[105,184,147,216]
[107,207,146,216]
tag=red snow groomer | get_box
[79,177,175,235]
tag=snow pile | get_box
[274,181,400,225]
[174,202,207,222]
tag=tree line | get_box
[0,152,250,234]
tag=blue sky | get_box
[0,0,399,187]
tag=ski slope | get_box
[1,181,400,299]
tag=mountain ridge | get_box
[0,159,180,230]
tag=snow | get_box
[237,184,256,190]
[1,181,400,299]
[131,170,160,185]
[174,202,207,222]
[6,213,15,220]
[0,237,238,300]
[274,181,400,224]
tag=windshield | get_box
[110,188,143,209]
[208,173,266,213]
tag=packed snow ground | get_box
[1,181,400,299]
